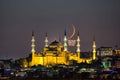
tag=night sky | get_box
[0,0,120,59]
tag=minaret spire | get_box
[64,29,66,36]
[31,31,35,53]
[64,29,68,51]
[58,33,61,42]
[92,36,96,60]
[45,32,48,47]
[76,31,80,60]
[59,36,61,42]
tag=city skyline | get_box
[0,0,120,59]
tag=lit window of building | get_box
[97,47,113,57]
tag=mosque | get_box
[29,30,97,67]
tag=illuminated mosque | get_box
[29,29,97,67]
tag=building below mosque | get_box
[24,30,97,67]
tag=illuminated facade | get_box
[115,49,120,55]
[97,47,113,57]
[29,31,97,67]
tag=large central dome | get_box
[49,40,63,47]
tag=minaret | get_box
[45,32,48,47]
[92,37,96,60]
[76,31,80,60]
[31,31,35,53]
[64,29,68,51]
[31,31,35,65]
[59,34,61,42]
